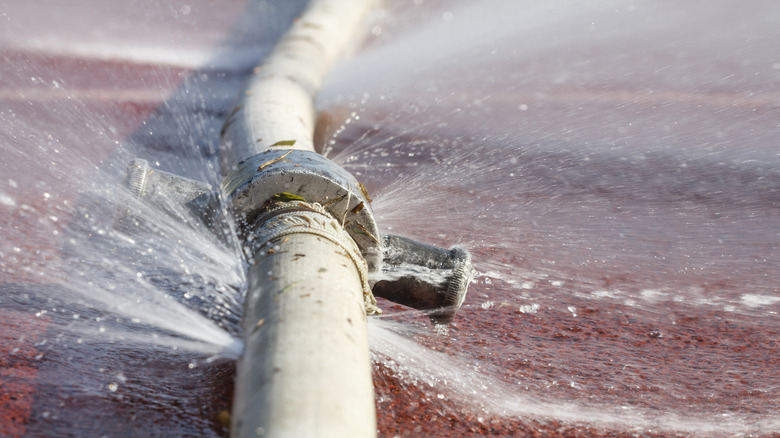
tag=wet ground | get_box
[2,0,780,437]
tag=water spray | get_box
[117,1,473,437]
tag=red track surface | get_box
[0,311,49,438]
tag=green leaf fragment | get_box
[271,192,306,202]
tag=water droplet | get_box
[0,192,15,207]
[107,382,118,392]
[518,303,539,314]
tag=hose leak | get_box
[117,148,474,323]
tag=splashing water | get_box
[368,318,778,435]
[0,1,307,435]
[0,0,305,355]
[2,0,780,437]
[317,0,780,436]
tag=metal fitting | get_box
[115,158,221,232]
[373,235,474,325]
[117,153,474,325]
[220,149,382,272]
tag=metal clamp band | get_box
[245,200,381,315]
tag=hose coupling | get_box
[117,151,474,324]
[114,158,222,233]
[372,235,474,325]
[220,149,382,272]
